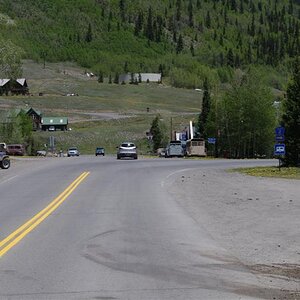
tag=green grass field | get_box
[232,166,300,180]
[1,60,202,154]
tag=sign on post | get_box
[275,126,285,141]
[208,137,216,144]
[274,144,285,156]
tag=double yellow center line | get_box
[0,171,90,257]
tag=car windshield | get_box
[69,148,77,151]
[121,143,135,147]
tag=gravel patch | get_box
[165,166,300,297]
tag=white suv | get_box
[67,147,80,157]
[117,142,138,160]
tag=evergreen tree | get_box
[227,48,235,67]
[98,72,103,83]
[119,0,126,23]
[188,0,194,27]
[176,0,182,22]
[145,6,154,41]
[114,73,119,84]
[150,115,165,152]
[176,34,184,54]
[85,23,93,43]
[134,12,143,36]
[205,11,211,28]
[281,57,300,166]
[197,78,211,138]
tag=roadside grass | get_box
[232,166,300,179]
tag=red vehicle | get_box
[6,144,25,156]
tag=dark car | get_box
[95,147,105,156]
[6,144,25,156]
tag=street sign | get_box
[208,137,216,144]
[275,126,285,141]
[274,144,285,156]
[275,127,285,136]
[275,135,285,142]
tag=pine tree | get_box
[85,23,93,43]
[114,73,119,84]
[176,34,184,54]
[281,58,300,166]
[145,6,154,41]
[188,0,194,27]
[150,115,164,152]
[197,78,211,138]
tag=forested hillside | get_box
[0,0,299,88]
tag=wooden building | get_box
[41,117,68,131]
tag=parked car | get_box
[165,141,184,158]
[67,147,79,157]
[0,143,10,169]
[6,144,25,156]
[117,142,138,160]
[95,147,105,156]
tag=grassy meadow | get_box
[1,60,202,154]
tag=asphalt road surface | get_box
[0,157,299,300]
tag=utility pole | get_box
[170,117,173,140]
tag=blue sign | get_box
[275,135,285,142]
[274,144,285,155]
[275,126,285,136]
[208,137,216,144]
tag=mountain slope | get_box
[0,0,299,88]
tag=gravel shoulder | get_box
[165,164,300,298]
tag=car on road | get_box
[95,147,105,156]
[67,147,80,157]
[117,142,138,160]
[0,143,10,169]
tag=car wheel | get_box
[0,157,10,169]
[117,155,121,159]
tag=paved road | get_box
[0,157,299,299]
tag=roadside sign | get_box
[275,127,285,137]
[275,135,285,142]
[208,137,216,144]
[274,144,285,156]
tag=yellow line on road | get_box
[0,171,90,257]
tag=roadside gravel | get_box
[166,163,300,298]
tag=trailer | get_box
[185,138,207,157]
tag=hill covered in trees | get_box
[0,0,299,89]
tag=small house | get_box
[24,107,42,131]
[41,117,68,131]
[10,78,29,95]
[0,79,10,96]
[118,73,162,84]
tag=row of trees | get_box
[0,111,32,145]
[149,58,300,167]
[199,58,300,165]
